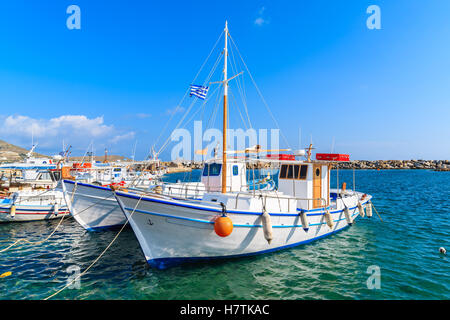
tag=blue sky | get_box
[0,1,449,160]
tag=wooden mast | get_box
[221,21,228,194]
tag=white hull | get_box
[62,180,126,231]
[0,204,69,222]
[115,191,372,269]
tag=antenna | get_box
[298,127,301,150]
[132,140,138,161]
[331,137,335,153]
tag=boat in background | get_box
[0,188,68,222]
[0,145,69,222]
[61,158,165,231]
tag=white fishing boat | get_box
[113,22,375,269]
[0,188,69,222]
[0,147,69,222]
[61,158,165,231]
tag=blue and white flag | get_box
[190,84,209,100]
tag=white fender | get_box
[53,203,59,215]
[344,207,353,225]
[324,210,334,229]
[358,202,365,217]
[261,210,273,244]
[366,202,373,218]
[300,211,309,231]
[10,205,16,218]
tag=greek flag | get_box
[190,84,209,100]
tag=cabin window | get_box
[293,165,300,179]
[280,164,295,179]
[233,165,238,176]
[38,172,51,180]
[51,171,61,182]
[280,164,308,180]
[202,163,222,176]
[279,165,288,179]
[286,165,294,179]
[299,165,308,179]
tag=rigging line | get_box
[232,43,250,129]
[203,51,223,88]
[205,84,222,132]
[10,188,54,205]
[228,51,247,124]
[229,34,292,150]
[157,97,198,156]
[179,53,223,129]
[229,89,249,131]
[156,51,224,156]
[182,85,222,129]
[229,41,252,129]
[211,87,223,130]
[151,30,224,156]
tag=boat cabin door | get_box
[313,164,322,208]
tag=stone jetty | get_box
[162,159,450,172]
[331,159,450,171]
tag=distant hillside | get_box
[68,155,130,162]
[0,139,47,162]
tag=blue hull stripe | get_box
[124,207,359,228]
[0,206,67,212]
[146,225,353,269]
[86,223,126,232]
[117,191,368,217]
[70,179,369,217]
[64,179,111,191]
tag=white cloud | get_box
[254,17,266,26]
[254,6,269,26]
[166,106,185,115]
[0,114,133,153]
[136,113,151,119]
[2,115,114,138]
[110,132,135,144]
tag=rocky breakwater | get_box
[332,160,450,170]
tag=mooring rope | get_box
[0,181,115,253]
[0,208,68,253]
[6,187,55,206]
[43,191,144,300]
[370,200,384,222]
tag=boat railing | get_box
[159,178,272,196]
[125,183,328,213]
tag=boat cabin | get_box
[277,161,330,210]
[201,161,247,192]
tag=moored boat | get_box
[0,189,69,222]
[114,156,372,269]
[113,22,374,268]
[61,158,165,231]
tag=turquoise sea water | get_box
[0,169,448,300]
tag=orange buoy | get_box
[214,215,233,237]
[342,182,347,191]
